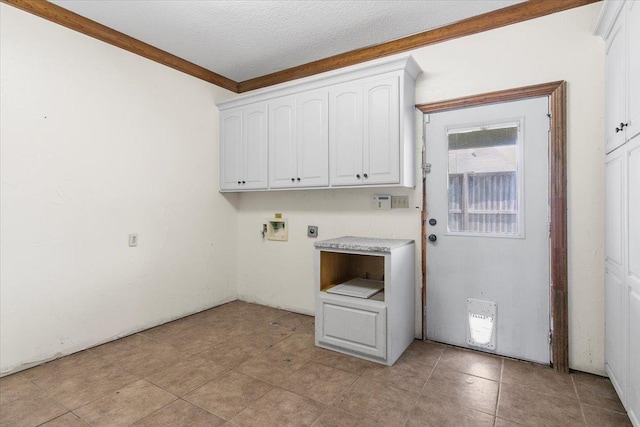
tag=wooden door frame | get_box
[416,81,569,373]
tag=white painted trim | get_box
[594,0,625,39]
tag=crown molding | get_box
[0,0,239,92]
[3,0,599,94]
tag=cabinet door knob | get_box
[237,181,241,184]
[363,173,368,179]
[356,174,361,179]
[242,181,246,184]
[291,178,295,182]
[616,122,629,133]
[297,177,301,181]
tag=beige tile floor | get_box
[0,301,632,427]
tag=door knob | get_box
[428,234,437,242]
[429,218,437,226]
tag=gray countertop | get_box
[314,236,414,253]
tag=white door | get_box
[425,97,551,364]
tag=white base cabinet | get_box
[313,237,415,366]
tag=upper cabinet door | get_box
[269,96,297,188]
[219,108,243,190]
[243,104,268,190]
[330,83,363,186]
[297,89,329,187]
[363,76,400,185]
[605,20,626,154]
[626,1,640,141]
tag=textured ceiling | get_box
[51,0,525,82]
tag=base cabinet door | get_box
[628,289,640,426]
[316,294,386,359]
[626,136,640,426]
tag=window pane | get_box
[447,124,519,235]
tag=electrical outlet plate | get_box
[391,195,410,209]
[307,225,318,238]
[128,233,138,247]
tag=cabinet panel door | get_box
[628,288,640,425]
[297,90,329,187]
[605,21,627,154]
[629,137,640,291]
[220,108,243,190]
[627,138,640,417]
[243,104,268,189]
[330,83,363,186]
[605,149,625,268]
[269,96,297,188]
[627,1,640,141]
[363,76,400,184]
[605,265,627,400]
[317,294,386,359]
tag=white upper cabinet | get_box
[269,95,298,188]
[297,89,329,187]
[363,76,400,185]
[626,1,640,141]
[218,55,420,192]
[330,82,363,186]
[598,0,640,153]
[219,104,268,191]
[330,75,401,186]
[604,19,626,153]
[269,89,328,189]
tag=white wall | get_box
[0,5,238,375]
[236,3,606,374]
[0,2,606,377]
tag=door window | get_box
[447,122,522,236]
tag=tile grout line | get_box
[493,357,505,426]
[571,373,588,425]
[400,344,446,427]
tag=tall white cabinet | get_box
[596,2,640,425]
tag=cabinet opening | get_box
[320,251,385,301]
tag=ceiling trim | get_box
[1,0,239,93]
[237,0,599,93]
[3,0,599,94]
